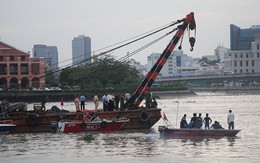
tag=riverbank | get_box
[1,87,260,102]
[0,90,195,103]
[190,87,260,94]
[0,91,85,103]
[153,90,197,99]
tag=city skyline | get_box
[1,0,260,68]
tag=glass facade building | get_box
[72,35,91,65]
[33,45,58,72]
[230,24,260,50]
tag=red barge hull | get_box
[3,108,161,133]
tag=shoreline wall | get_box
[1,87,260,102]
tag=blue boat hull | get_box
[0,124,16,133]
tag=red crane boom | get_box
[125,12,196,108]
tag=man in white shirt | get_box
[124,91,131,101]
[227,110,235,129]
[102,94,108,111]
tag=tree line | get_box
[46,55,142,93]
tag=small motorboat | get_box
[53,110,129,133]
[0,120,16,133]
[158,112,241,138]
[158,125,241,138]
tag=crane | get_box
[125,12,196,109]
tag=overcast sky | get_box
[1,0,259,67]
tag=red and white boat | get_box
[56,110,129,133]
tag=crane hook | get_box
[189,37,195,51]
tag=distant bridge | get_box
[155,73,260,83]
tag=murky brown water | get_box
[1,92,260,162]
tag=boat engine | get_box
[50,121,59,133]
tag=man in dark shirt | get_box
[203,113,212,129]
[190,113,197,128]
[180,114,188,128]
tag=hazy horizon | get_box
[1,0,259,67]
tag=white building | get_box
[224,36,260,74]
[131,60,147,76]
[72,35,91,65]
[214,45,229,63]
[147,51,199,77]
[196,64,223,76]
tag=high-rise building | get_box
[33,45,58,72]
[72,35,91,65]
[224,35,260,74]
[230,24,260,50]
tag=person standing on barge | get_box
[41,97,49,111]
[74,95,80,112]
[93,94,99,111]
[80,94,86,110]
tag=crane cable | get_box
[67,28,178,82]
[2,19,184,91]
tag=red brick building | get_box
[0,41,46,90]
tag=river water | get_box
[1,92,260,163]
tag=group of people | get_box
[180,110,235,130]
[74,91,130,112]
[73,91,158,112]
[74,94,100,112]
[145,91,158,109]
[101,92,121,111]
[74,94,86,111]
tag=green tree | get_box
[45,70,60,87]
[59,55,142,90]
